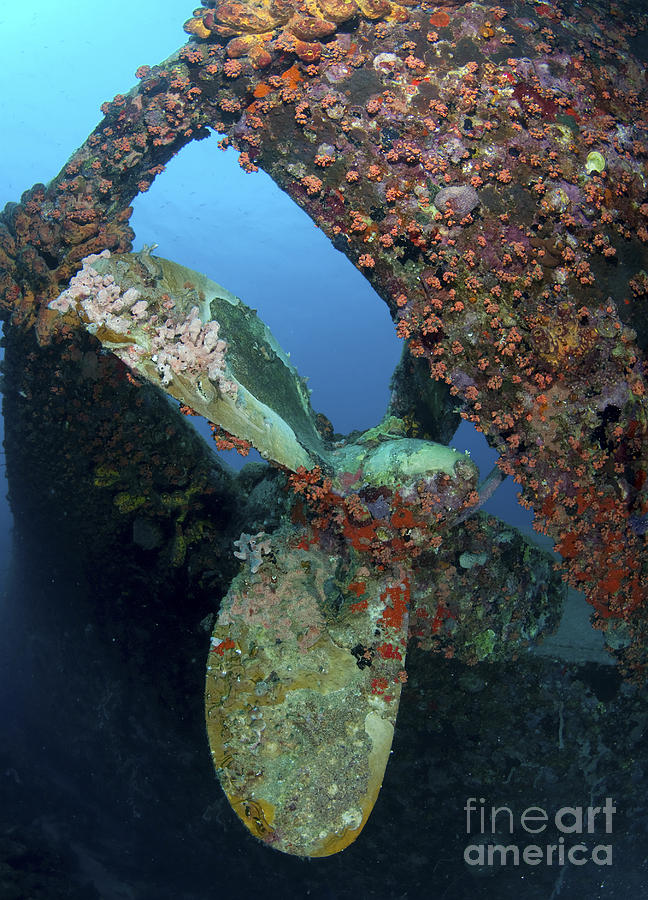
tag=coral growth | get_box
[232,530,271,573]
[2,0,648,862]
[50,251,237,396]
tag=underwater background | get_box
[0,1,647,898]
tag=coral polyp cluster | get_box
[286,428,563,668]
[288,438,480,567]
[50,250,236,394]
[185,0,426,66]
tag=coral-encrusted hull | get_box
[205,524,409,856]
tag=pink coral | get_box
[50,252,237,398]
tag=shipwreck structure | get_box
[1,0,647,876]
